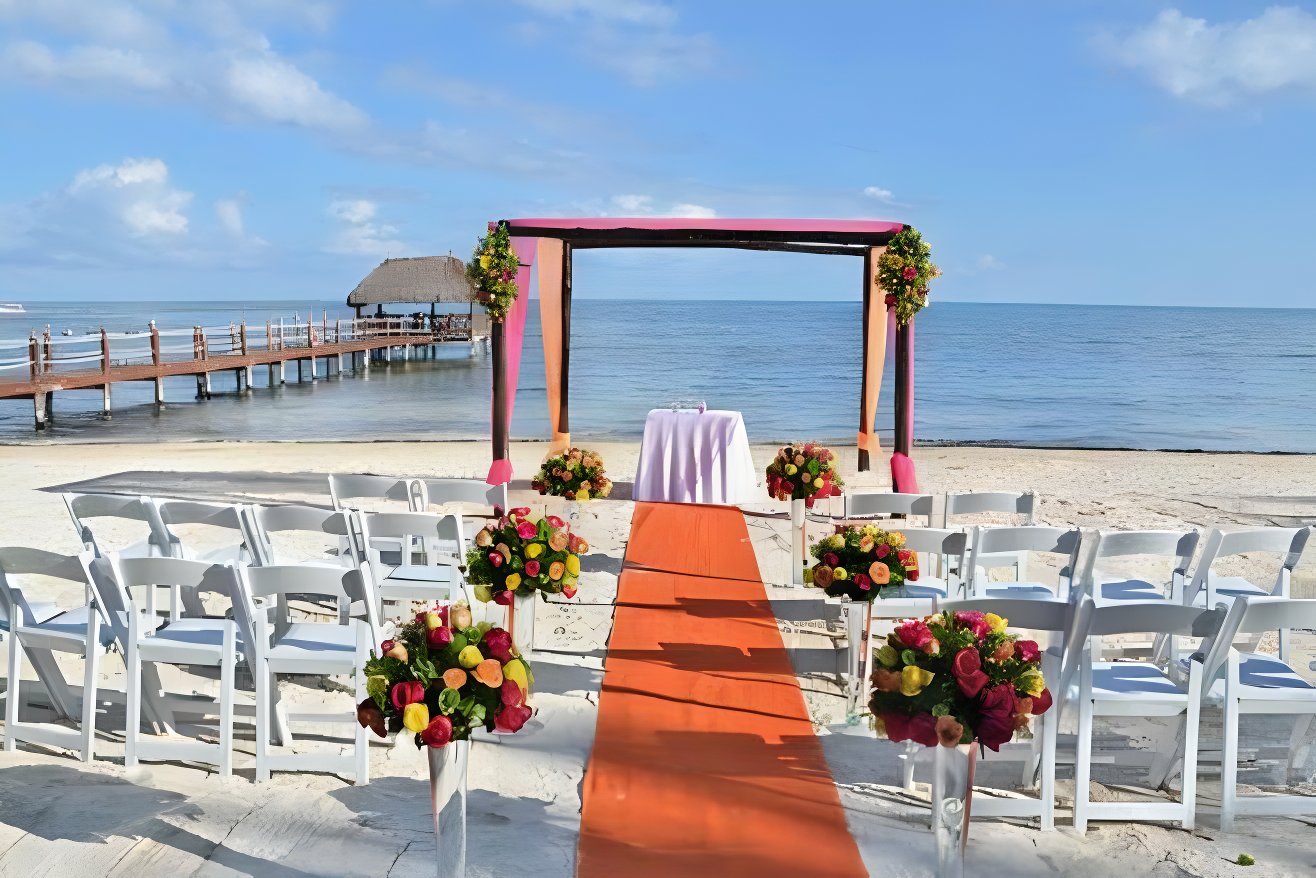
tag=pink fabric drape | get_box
[536,238,570,455]
[857,246,890,459]
[486,236,538,485]
[891,321,919,492]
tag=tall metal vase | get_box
[930,743,972,878]
[428,739,469,878]
[790,498,807,585]
[508,591,536,663]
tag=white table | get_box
[633,409,758,505]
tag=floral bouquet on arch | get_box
[356,601,535,747]
[765,442,843,508]
[810,524,917,601]
[869,611,1052,751]
[531,447,612,501]
[465,506,586,604]
[466,221,521,320]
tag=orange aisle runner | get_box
[577,502,868,877]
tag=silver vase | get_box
[930,743,970,878]
[428,739,469,878]
[511,590,536,663]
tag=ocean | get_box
[2,300,1314,452]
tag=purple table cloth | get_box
[632,409,758,505]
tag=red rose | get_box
[853,573,872,592]
[951,647,980,679]
[884,294,897,306]
[427,626,453,649]
[953,611,991,640]
[496,702,532,733]
[390,681,424,711]
[907,713,939,747]
[1030,687,1053,715]
[906,568,920,582]
[420,715,453,747]
[956,669,989,698]
[824,552,840,567]
[483,628,514,664]
[525,559,541,577]
[510,507,531,518]
[1014,640,1041,663]
[876,543,890,559]
[880,712,910,742]
[893,619,935,653]
[493,589,514,606]
[897,549,912,564]
[976,684,1019,751]
[500,679,525,707]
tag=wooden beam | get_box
[858,249,872,473]
[490,319,508,465]
[503,224,898,248]
[894,322,912,456]
[569,240,869,257]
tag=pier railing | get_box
[0,316,480,380]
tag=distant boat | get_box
[62,329,74,336]
[0,303,24,315]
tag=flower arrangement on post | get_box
[466,221,521,321]
[869,610,1051,751]
[765,442,843,508]
[810,525,918,601]
[876,226,940,326]
[465,506,586,604]
[356,601,535,746]
[531,447,612,501]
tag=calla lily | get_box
[458,645,484,669]
[565,554,580,576]
[505,572,522,590]
[474,584,494,603]
[390,680,424,711]
[473,659,504,688]
[525,542,544,559]
[451,603,473,630]
[421,715,453,747]
[442,667,468,689]
[900,665,935,697]
[356,698,387,738]
[383,640,409,663]
[403,702,430,734]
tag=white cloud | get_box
[514,0,678,28]
[1098,7,1316,105]
[862,186,895,203]
[2,40,171,91]
[68,157,191,236]
[325,198,406,257]
[589,194,717,217]
[224,51,367,131]
[976,254,1005,271]
[215,198,245,236]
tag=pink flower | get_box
[493,589,514,606]
[876,543,890,559]
[823,552,840,567]
[1030,688,1053,715]
[488,551,503,568]
[902,265,918,281]
[525,559,541,577]
[893,619,935,653]
[853,573,872,591]
[897,549,912,564]
[501,679,526,707]
[427,626,453,649]
[390,681,424,711]
[516,521,538,540]
[510,507,531,517]
[953,610,990,640]
[1014,640,1041,663]
[483,628,514,663]
[496,702,532,733]
[421,715,454,747]
[546,515,565,528]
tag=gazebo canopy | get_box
[502,217,905,255]
[346,255,473,307]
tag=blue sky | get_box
[1,1,1314,306]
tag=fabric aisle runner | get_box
[576,501,868,877]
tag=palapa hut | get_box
[347,255,475,320]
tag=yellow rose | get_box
[576,489,590,501]
[479,254,491,269]
[1019,669,1046,697]
[784,463,798,476]
[900,665,935,697]
[985,613,1008,634]
[403,702,430,734]
[565,554,580,576]
[833,567,848,581]
[504,658,530,692]
[505,572,522,589]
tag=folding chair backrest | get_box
[940,596,1072,634]
[1188,527,1311,600]
[327,474,423,511]
[0,547,92,629]
[151,499,251,561]
[973,526,1080,559]
[843,492,934,521]
[1233,596,1316,637]
[358,511,463,548]
[943,491,1036,526]
[1081,529,1199,593]
[109,556,244,629]
[241,564,382,648]
[884,527,967,586]
[63,492,169,558]
[245,504,355,567]
[420,479,507,513]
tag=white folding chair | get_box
[942,490,1037,578]
[418,478,508,516]
[968,526,1081,600]
[352,511,469,609]
[115,556,251,777]
[928,597,1087,831]
[327,474,423,512]
[1,548,107,761]
[240,564,380,783]
[1195,597,1316,829]
[1070,601,1227,834]
[243,504,358,569]
[1080,529,1199,605]
[63,492,171,559]
[840,492,935,526]
[151,499,257,566]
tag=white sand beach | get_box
[1,440,1314,877]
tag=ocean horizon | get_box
[2,299,1314,453]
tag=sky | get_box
[1,1,1315,306]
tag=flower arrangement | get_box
[466,221,521,320]
[531,447,612,500]
[765,443,843,508]
[869,610,1052,751]
[810,524,918,601]
[876,226,940,326]
[357,601,535,747]
[465,506,586,603]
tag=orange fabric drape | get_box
[858,245,889,455]
[577,502,868,877]
[537,237,570,454]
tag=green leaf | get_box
[437,687,461,715]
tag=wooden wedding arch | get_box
[483,217,921,492]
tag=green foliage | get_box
[467,221,521,320]
[1236,854,1255,866]
[876,226,939,326]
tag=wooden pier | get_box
[0,314,489,430]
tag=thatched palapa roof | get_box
[346,255,474,306]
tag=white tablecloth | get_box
[633,409,758,505]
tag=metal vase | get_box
[428,739,469,878]
[790,498,807,585]
[510,590,536,663]
[930,742,971,878]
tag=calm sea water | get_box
[2,300,1314,452]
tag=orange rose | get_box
[473,659,504,688]
[548,560,566,580]
[548,531,569,552]
[868,561,890,585]
[991,641,1014,663]
[442,668,468,690]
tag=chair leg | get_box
[1181,706,1199,831]
[125,638,142,768]
[1286,714,1313,781]
[255,668,272,783]
[1221,697,1239,831]
[1040,707,1057,831]
[4,628,20,751]
[1074,698,1093,835]
[218,627,235,779]
[354,667,369,785]
[80,642,100,763]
